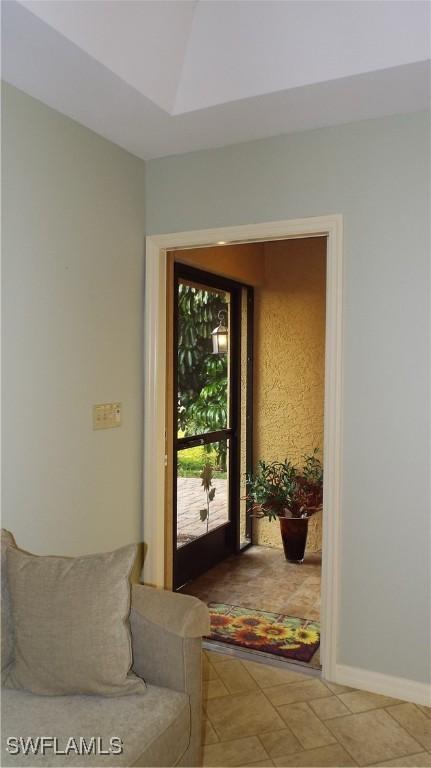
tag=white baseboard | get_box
[331,664,431,707]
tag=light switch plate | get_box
[93,402,122,430]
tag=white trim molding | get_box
[334,665,431,707]
[142,214,344,683]
[142,242,167,588]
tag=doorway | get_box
[142,214,344,684]
[174,239,325,669]
[173,263,253,588]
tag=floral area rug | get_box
[208,603,320,663]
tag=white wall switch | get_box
[93,402,122,430]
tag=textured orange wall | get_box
[253,238,326,550]
[172,243,265,286]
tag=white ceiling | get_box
[19,0,198,113]
[2,0,430,159]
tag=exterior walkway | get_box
[177,476,228,547]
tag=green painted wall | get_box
[2,84,146,559]
[145,112,430,686]
[3,80,430,688]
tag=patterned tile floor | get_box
[181,545,322,667]
[181,545,321,620]
[201,649,431,767]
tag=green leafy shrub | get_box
[177,283,228,469]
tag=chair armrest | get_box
[130,585,209,767]
[130,583,209,688]
[131,583,209,639]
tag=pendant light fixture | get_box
[211,310,228,354]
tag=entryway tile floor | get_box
[181,545,321,619]
[201,650,431,767]
[181,545,322,667]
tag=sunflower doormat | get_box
[207,603,320,662]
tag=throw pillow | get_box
[4,541,146,696]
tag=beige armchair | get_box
[2,556,210,767]
[130,584,209,766]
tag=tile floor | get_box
[181,545,322,667]
[181,545,321,620]
[201,650,431,767]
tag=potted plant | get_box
[245,450,323,563]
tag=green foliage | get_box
[177,443,227,478]
[178,444,213,476]
[246,450,323,520]
[177,283,228,468]
[303,448,324,487]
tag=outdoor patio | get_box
[177,476,229,547]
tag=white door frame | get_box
[142,214,344,682]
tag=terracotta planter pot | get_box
[279,516,309,563]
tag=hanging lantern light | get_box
[211,310,228,354]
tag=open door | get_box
[172,263,253,589]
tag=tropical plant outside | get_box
[177,442,227,479]
[177,282,229,470]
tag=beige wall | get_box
[253,238,326,550]
[2,84,146,562]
